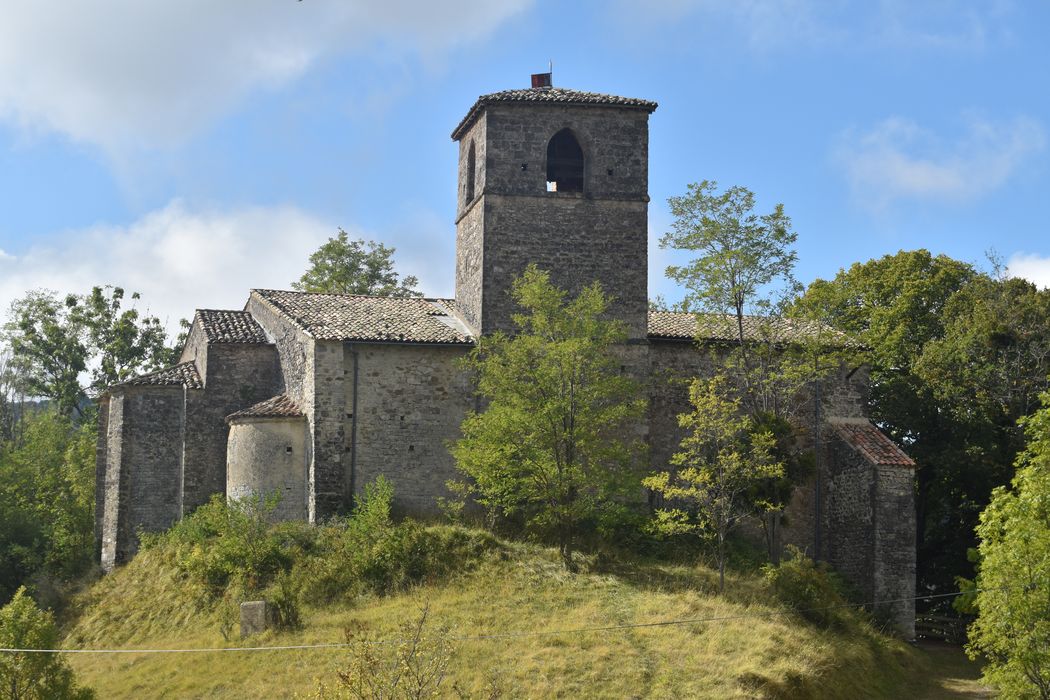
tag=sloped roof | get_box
[833,421,915,467]
[118,361,202,390]
[226,394,303,422]
[252,290,474,344]
[195,309,269,344]
[648,311,850,345]
[452,87,658,139]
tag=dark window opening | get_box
[465,141,476,203]
[546,128,584,193]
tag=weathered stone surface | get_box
[96,81,917,640]
[455,101,651,340]
[227,415,308,521]
[240,600,273,639]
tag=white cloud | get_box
[834,115,1045,211]
[0,0,530,154]
[617,0,1011,51]
[0,201,337,336]
[1006,252,1050,290]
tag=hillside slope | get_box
[61,531,973,698]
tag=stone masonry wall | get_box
[99,385,185,568]
[181,343,279,513]
[312,340,346,519]
[94,393,110,561]
[455,102,651,340]
[227,418,308,521]
[480,194,649,340]
[346,343,473,515]
[99,392,125,571]
[823,439,876,603]
[873,463,917,638]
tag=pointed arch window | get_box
[465,140,476,203]
[546,129,584,193]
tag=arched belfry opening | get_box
[546,128,584,193]
[465,140,476,203]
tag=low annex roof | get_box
[226,394,303,422]
[252,290,474,344]
[195,309,269,344]
[452,87,658,140]
[117,361,203,390]
[832,421,915,467]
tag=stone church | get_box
[96,79,917,635]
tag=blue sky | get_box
[0,0,1047,333]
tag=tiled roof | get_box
[227,394,303,422]
[196,309,269,344]
[648,311,851,344]
[252,290,474,344]
[119,361,202,390]
[452,87,658,139]
[833,422,915,467]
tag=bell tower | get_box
[451,80,657,339]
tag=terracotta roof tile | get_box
[252,290,474,344]
[119,361,202,390]
[227,394,303,422]
[196,309,269,344]
[452,87,658,139]
[833,422,915,467]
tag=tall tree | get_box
[451,266,647,569]
[0,587,94,699]
[794,250,1050,600]
[293,229,421,297]
[660,180,800,409]
[644,375,784,593]
[966,389,1050,698]
[660,181,831,559]
[2,286,175,418]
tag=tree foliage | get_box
[2,286,175,417]
[451,266,647,568]
[0,587,93,699]
[0,412,96,603]
[661,180,799,323]
[293,229,421,298]
[967,389,1050,698]
[795,249,1050,600]
[644,375,784,592]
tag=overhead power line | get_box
[0,586,1004,655]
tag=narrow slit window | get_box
[546,129,584,193]
[465,140,476,203]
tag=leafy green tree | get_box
[293,229,421,297]
[451,266,647,568]
[966,390,1050,698]
[0,412,96,602]
[2,286,175,417]
[796,250,1050,600]
[660,181,800,405]
[0,587,94,699]
[644,375,784,593]
[660,181,833,560]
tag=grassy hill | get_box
[57,522,987,699]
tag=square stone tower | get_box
[451,83,658,340]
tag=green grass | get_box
[60,529,986,698]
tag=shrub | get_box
[763,546,853,630]
[301,478,498,603]
[0,586,94,699]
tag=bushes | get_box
[142,478,498,633]
[0,586,93,699]
[763,546,854,630]
[300,477,497,604]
